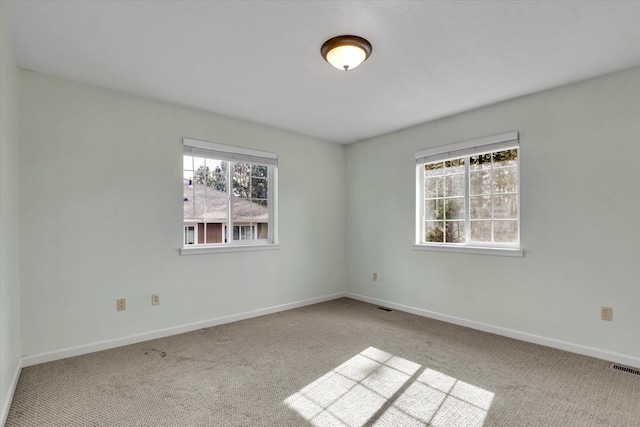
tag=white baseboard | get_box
[1,357,23,427]
[346,292,640,370]
[17,290,640,374]
[21,292,347,368]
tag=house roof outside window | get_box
[183,179,268,223]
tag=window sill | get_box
[180,244,280,255]
[413,244,523,257]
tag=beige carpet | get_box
[6,298,640,426]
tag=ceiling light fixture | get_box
[321,35,372,71]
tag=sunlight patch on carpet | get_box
[284,346,494,427]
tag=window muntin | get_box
[182,139,277,248]
[417,132,519,249]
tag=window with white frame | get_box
[415,132,521,255]
[182,138,277,251]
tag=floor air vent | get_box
[377,306,392,312]
[611,363,640,376]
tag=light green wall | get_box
[346,66,640,358]
[19,71,347,356]
[0,7,21,420]
[12,50,640,363]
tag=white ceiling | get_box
[2,1,639,144]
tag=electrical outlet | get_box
[601,306,612,321]
[373,272,378,281]
[117,298,126,311]
[151,294,160,306]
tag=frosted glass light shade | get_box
[321,35,372,71]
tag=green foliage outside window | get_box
[194,162,268,202]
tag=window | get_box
[415,132,522,256]
[182,138,277,254]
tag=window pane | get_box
[493,194,518,219]
[444,158,464,170]
[192,156,205,171]
[470,220,492,242]
[425,162,444,177]
[204,169,215,185]
[184,226,195,245]
[251,164,268,178]
[191,158,227,194]
[205,158,225,172]
[425,199,442,220]
[425,176,443,198]
[251,177,268,199]
[211,172,227,193]
[232,198,252,225]
[493,166,517,194]
[197,223,205,244]
[493,149,518,166]
[232,197,269,241]
[469,153,492,171]
[232,163,251,198]
[250,199,269,236]
[183,155,194,171]
[234,225,255,240]
[257,223,269,239]
[470,170,491,195]
[183,170,196,220]
[203,223,223,244]
[470,196,491,220]
[444,173,464,197]
[445,221,465,243]
[494,220,518,242]
[445,197,464,220]
[425,221,444,242]
[197,161,227,193]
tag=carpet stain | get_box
[143,348,167,358]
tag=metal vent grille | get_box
[611,363,640,376]
[377,306,392,312]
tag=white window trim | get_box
[413,243,523,257]
[415,131,522,257]
[181,138,278,254]
[183,138,278,164]
[415,131,518,163]
[180,243,280,255]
